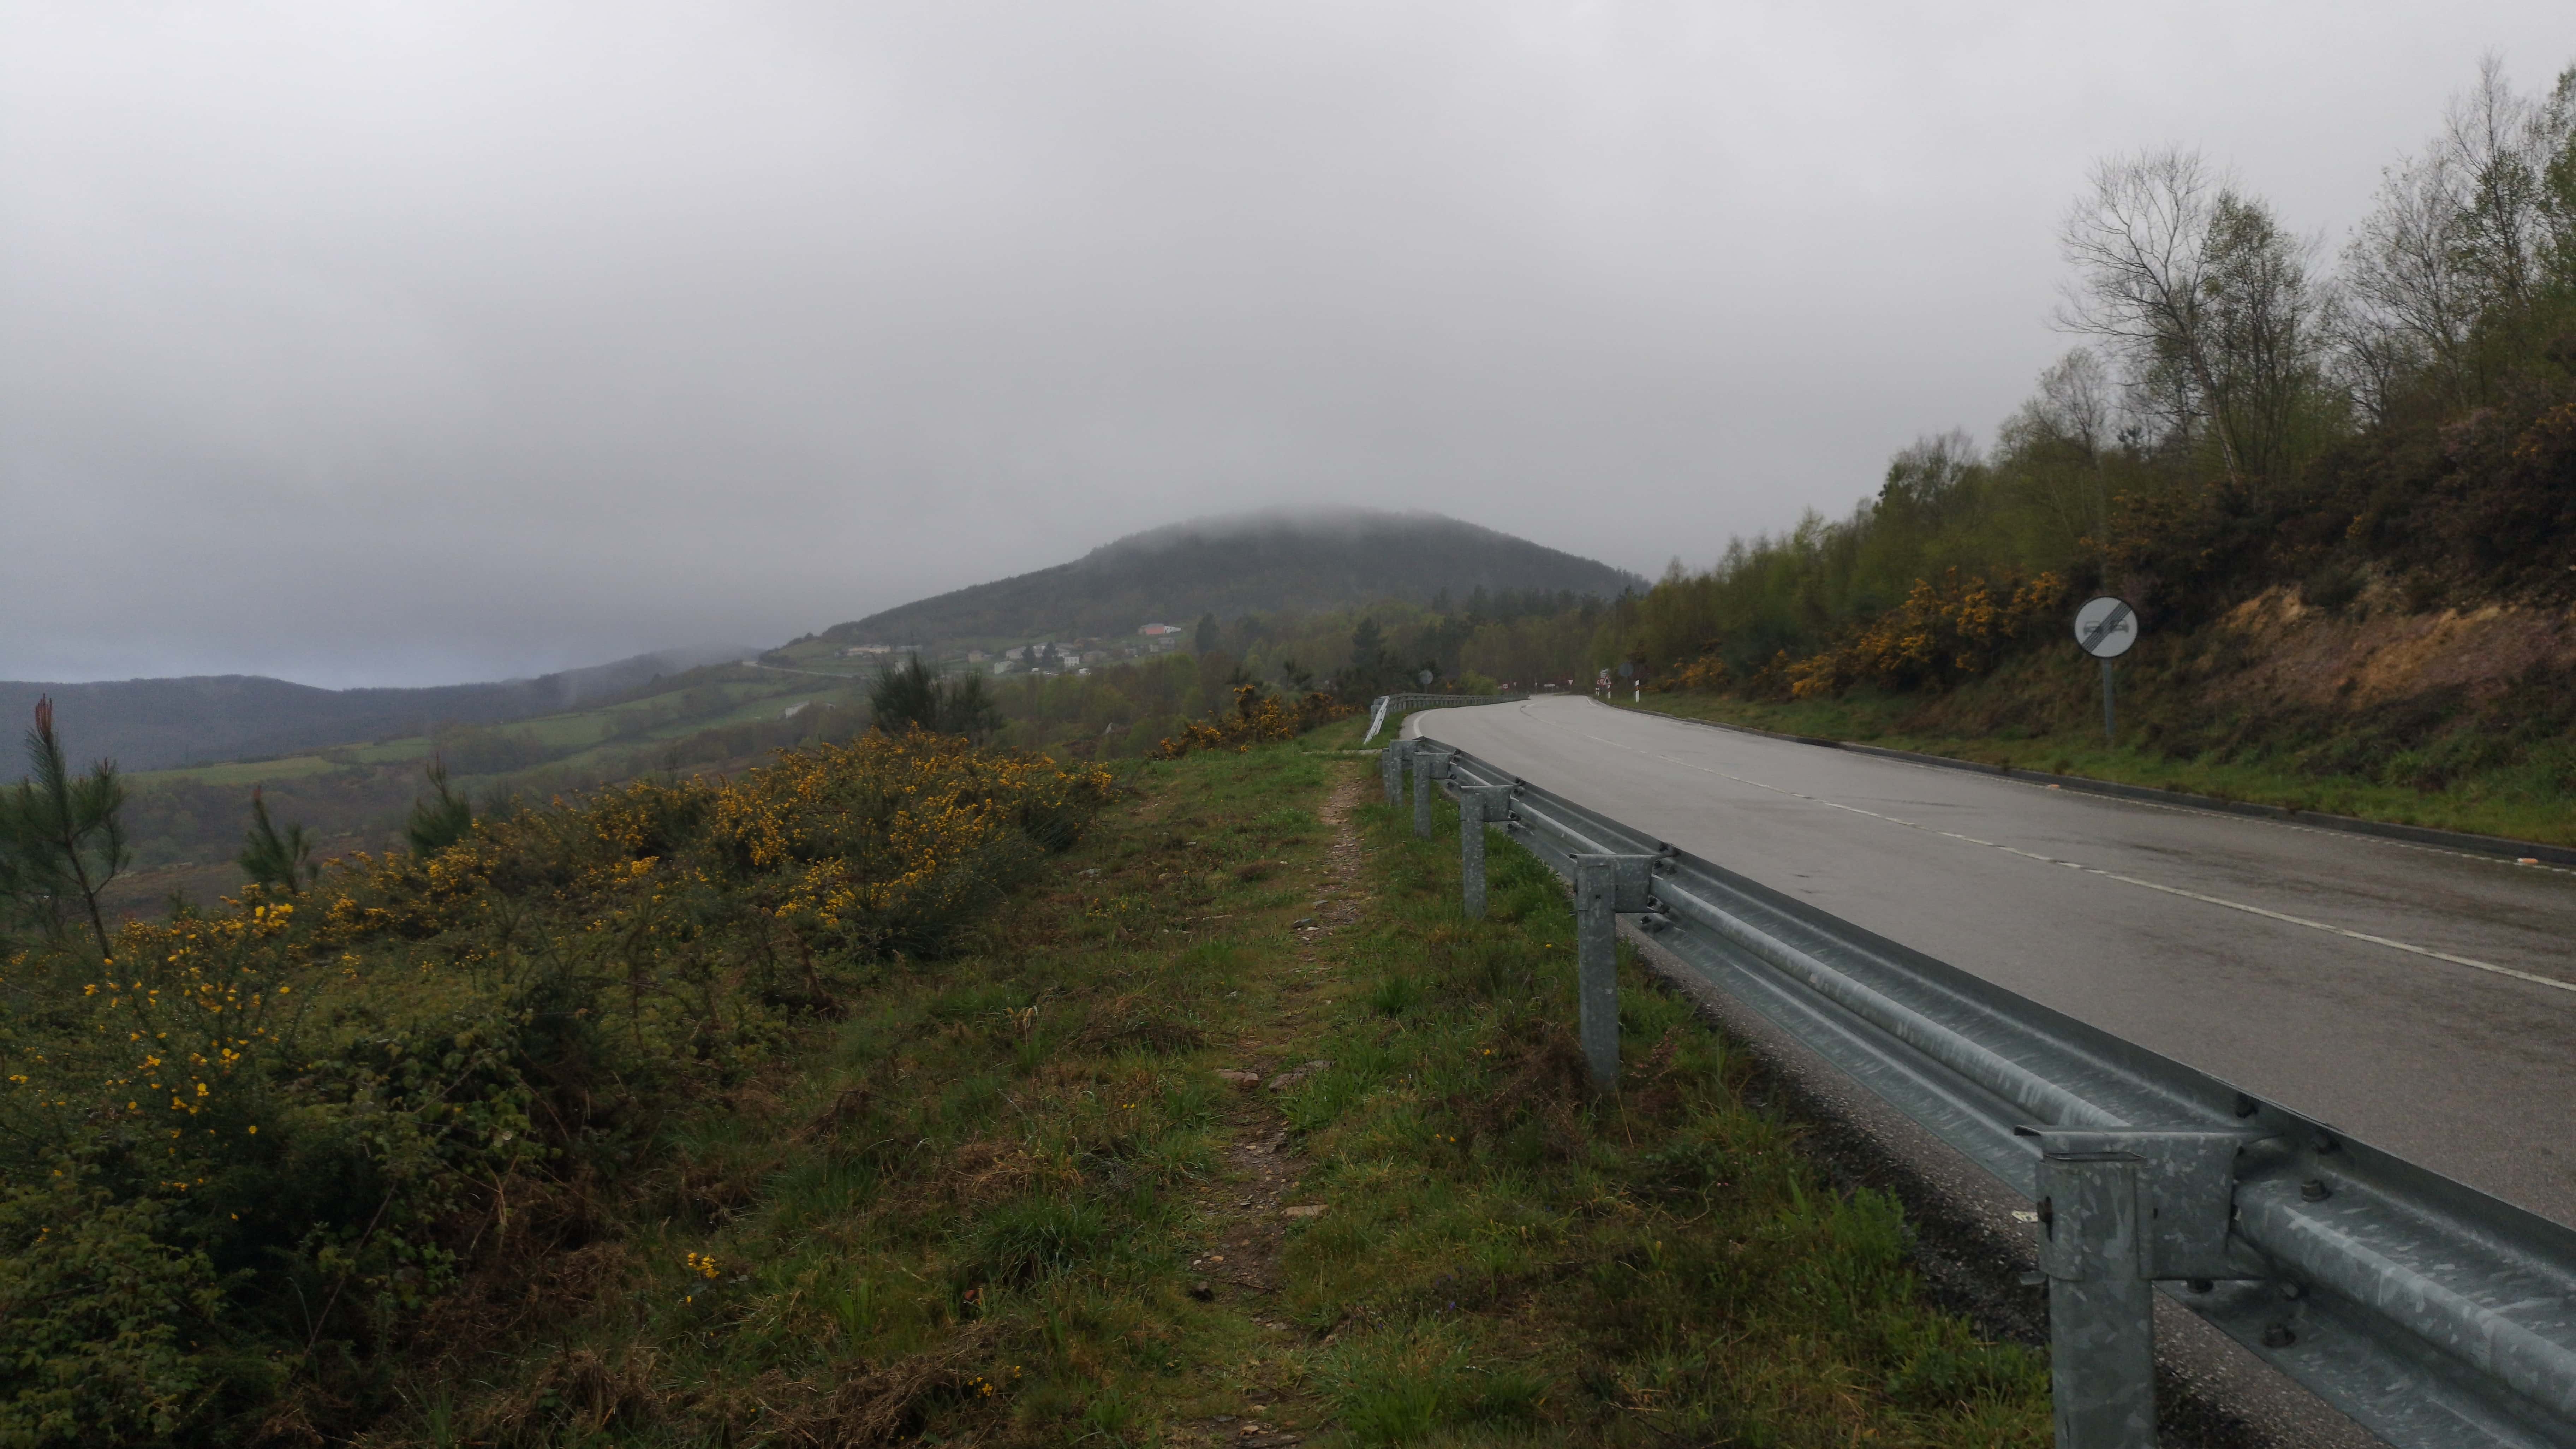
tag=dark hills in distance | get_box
[0,646,751,775]
[9,509,1639,776]
[827,507,1642,646]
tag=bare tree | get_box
[1999,348,2120,555]
[2200,193,2326,487]
[2056,150,2237,479]
[2030,346,2117,453]
[2334,142,2478,416]
[2334,57,2576,415]
[2058,149,2322,502]
[2544,65,2576,286]
[2447,55,2549,316]
[1874,429,1982,529]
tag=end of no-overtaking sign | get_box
[2073,595,2138,658]
[2073,595,2139,741]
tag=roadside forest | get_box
[1580,59,2576,828]
[1607,60,2576,674]
[1024,52,2576,794]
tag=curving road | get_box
[1410,695,2576,1227]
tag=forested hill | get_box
[0,646,750,774]
[828,508,1642,645]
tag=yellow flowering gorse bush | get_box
[1152,685,1350,758]
[0,729,1110,1447]
[1783,568,2066,698]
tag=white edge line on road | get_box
[1516,708,2576,997]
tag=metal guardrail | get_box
[1361,693,1521,744]
[1379,733,2576,1449]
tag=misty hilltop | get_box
[0,646,751,775]
[826,508,1642,646]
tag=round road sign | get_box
[2072,596,2139,658]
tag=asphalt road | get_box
[1409,695,2576,1227]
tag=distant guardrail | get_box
[1360,693,1520,744]
[1380,732,2576,1449]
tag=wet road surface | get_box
[1411,695,2576,1224]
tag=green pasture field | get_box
[130,754,346,787]
[131,674,847,789]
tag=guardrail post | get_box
[1571,854,1654,1089]
[2035,1144,2157,1449]
[1435,739,2576,1447]
[1459,785,1513,918]
[1381,737,1411,806]
[1412,747,1450,838]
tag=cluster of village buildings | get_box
[835,622,1189,678]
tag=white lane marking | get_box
[1497,706,2576,996]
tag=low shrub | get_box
[1152,685,1352,758]
[0,730,1111,1445]
[1787,569,2069,699]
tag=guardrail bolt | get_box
[2299,1179,2330,1202]
[2034,1148,2157,1449]
[2260,1323,2297,1349]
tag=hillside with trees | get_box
[1589,59,2576,837]
[824,508,1641,646]
[0,646,749,775]
[978,586,1609,757]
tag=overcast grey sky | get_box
[4,3,2568,686]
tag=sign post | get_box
[2071,597,2139,744]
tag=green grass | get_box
[131,753,346,786]
[378,737,2044,1447]
[1622,692,2576,847]
[346,738,434,764]
[134,675,846,788]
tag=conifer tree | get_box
[869,655,942,733]
[238,785,316,894]
[871,655,1003,742]
[0,697,130,957]
[405,758,474,855]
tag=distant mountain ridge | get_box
[0,646,751,775]
[830,508,1641,645]
[17,511,1632,774]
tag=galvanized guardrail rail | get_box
[1379,732,2576,1449]
[1360,693,1522,744]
